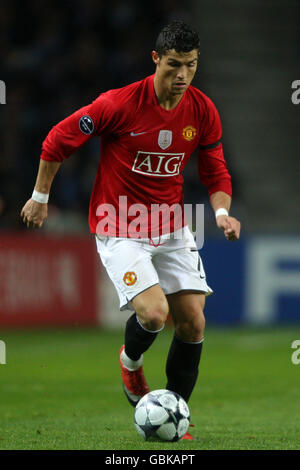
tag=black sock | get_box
[166,334,203,402]
[124,313,161,361]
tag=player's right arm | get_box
[20,92,124,229]
[20,160,61,228]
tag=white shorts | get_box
[95,226,213,311]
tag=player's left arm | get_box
[197,97,241,241]
[209,191,241,241]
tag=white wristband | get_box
[32,190,49,204]
[215,208,229,218]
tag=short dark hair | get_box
[155,20,200,56]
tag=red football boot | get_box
[119,345,150,407]
[181,424,195,440]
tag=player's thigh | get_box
[96,235,159,311]
[152,237,212,300]
[131,284,169,330]
[167,291,206,342]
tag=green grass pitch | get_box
[0,326,299,450]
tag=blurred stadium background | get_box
[0,0,299,329]
[0,0,300,450]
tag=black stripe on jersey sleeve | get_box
[199,139,221,150]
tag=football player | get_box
[21,20,241,440]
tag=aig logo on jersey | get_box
[132,151,185,177]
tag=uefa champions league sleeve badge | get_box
[79,115,94,135]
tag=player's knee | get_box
[175,311,205,342]
[137,299,169,331]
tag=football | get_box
[134,389,190,441]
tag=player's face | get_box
[152,49,198,96]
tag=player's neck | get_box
[153,76,184,110]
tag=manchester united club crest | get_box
[158,130,172,150]
[123,272,137,286]
[182,126,197,141]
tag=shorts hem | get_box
[120,282,160,311]
[164,287,213,297]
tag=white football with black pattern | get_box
[134,389,190,441]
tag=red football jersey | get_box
[41,74,232,237]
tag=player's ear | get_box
[152,51,160,66]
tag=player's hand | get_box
[216,215,241,241]
[20,199,48,229]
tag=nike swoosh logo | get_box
[130,131,147,137]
